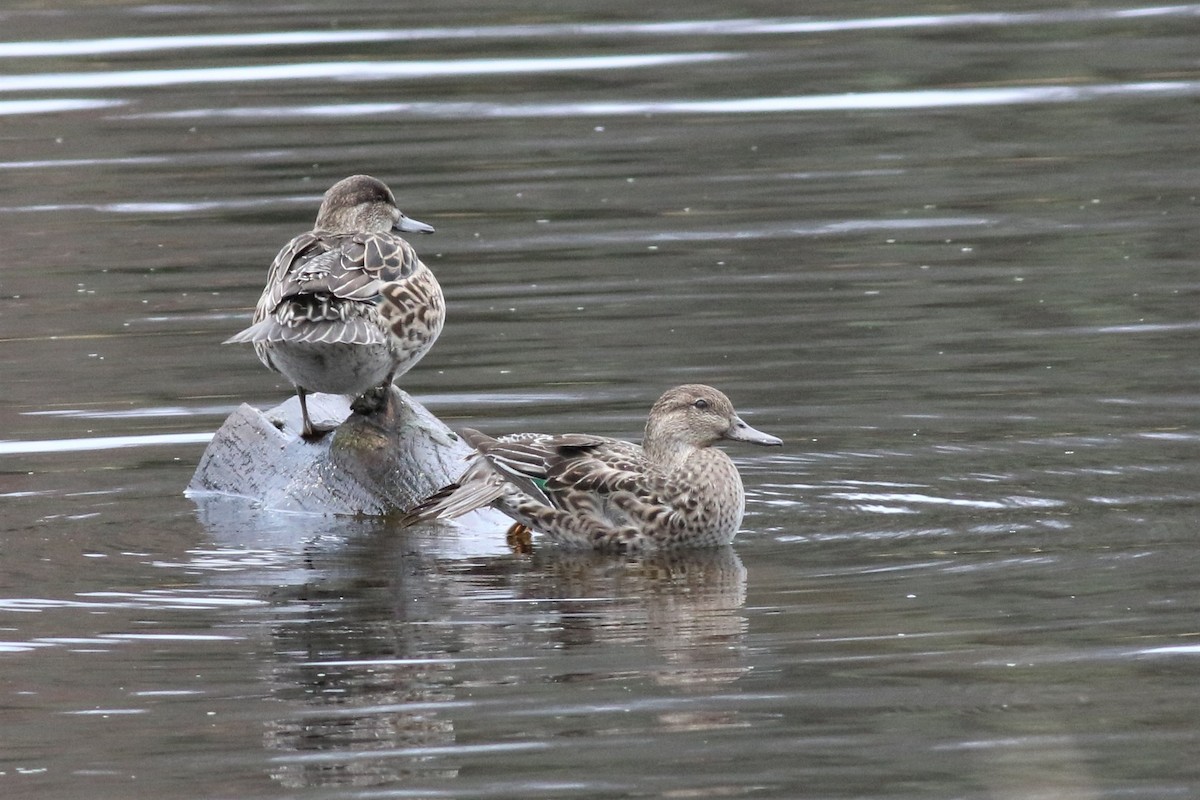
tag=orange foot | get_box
[505,523,533,554]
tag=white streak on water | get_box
[1137,644,1200,656]
[0,98,126,115]
[828,492,1065,510]
[0,53,735,92]
[0,198,298,214]
[0,432,213,455]
[1,6,1197,57]
[25,406,238,420]
[129,81,1200,120]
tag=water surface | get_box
[2,3,1199,798]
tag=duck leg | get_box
[297,387,334,441]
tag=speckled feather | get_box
[405,385,782,551]
[224,175,442,435]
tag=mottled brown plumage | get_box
[225,175,442,438]
[404,385,782,550]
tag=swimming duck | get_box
[404,384,782,550]
[225,175,442,438]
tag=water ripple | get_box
[0,98,125,115]
[1138,644,1200,656]
[0,592,264,612]
[0,149,293,170]
[25,405,238,420]
[826,491,1064,510]
[0,197,308,216]
[127,80,1200,122]
[2,6,1197,58]
[0,432,213,455]
[0,53,735,93]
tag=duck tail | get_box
[398,482,463,527]
[399,457,510,527]
[222,318,276,344]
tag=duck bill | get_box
[395,214,435,234]
[726,415,783,446]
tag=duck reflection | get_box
[193,496,751,791]
[519,545,750,688]
[258,525,463,790]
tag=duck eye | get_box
[693,398,709,410]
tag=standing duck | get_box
[225,175,442,438]
[404,385,782,550]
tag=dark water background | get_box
[2,2,1199,798]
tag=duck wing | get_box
[402,431,657,530]
[400,430,564,523]
[226,230,424,345]
[541,439,654,502]
[470,430,650,506]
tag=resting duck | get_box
[225,174,442,438]
[404,384,782,550]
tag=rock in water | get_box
[187,387,473,515]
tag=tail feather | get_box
[223,318,275,344]
[400,427,558,529]
[223,316,386,345]
[398,482,464,526]
[400,461,510,527]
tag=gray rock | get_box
[187,387,474,516]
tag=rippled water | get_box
[2,3,1199,798]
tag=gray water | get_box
[2,2,1199,798]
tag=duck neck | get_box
[643,422,697,472]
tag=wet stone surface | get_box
[188,388,473,516]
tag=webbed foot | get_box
[505,523,533,554]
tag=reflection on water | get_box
[2,0,1199,797]
[523,547,749,688]
[233,523,748,791]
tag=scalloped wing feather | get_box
[404,431,666,529]
[476,435,655,512]
[544,441,655,504]
[223,315,388,345]
[256,231,422,319]
[463,429,557,505]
